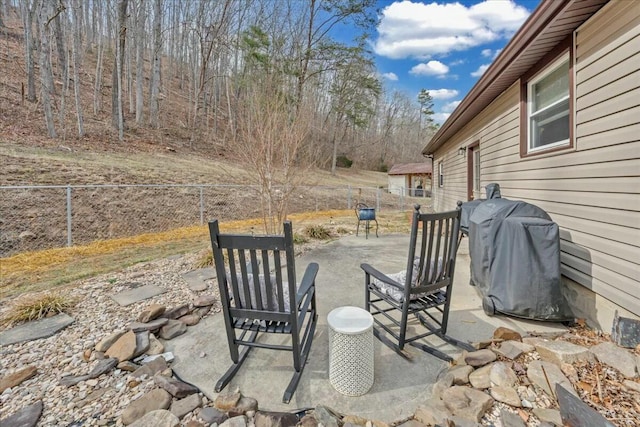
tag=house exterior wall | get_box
[432,0,640,326]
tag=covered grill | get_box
[464,185,573,321]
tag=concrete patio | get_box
[165,232,568,423]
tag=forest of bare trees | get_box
[2,0,437,172]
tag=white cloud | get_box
[442,100,461,113]
[425,89,459,100]
[449,59,465,66]
[482,48,502,59]
[374,0,530,59]
[433,112,451,123]
[471,64,490,77]
[382,72,398,81]
[410,60,449,76]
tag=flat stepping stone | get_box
[110,285,166,306]
[181,268,215,291]
[0,314,74,346]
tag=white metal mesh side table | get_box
[327,306,374,396]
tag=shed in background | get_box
[387,163,432,197]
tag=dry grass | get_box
[1,293,77,327]
[0,209,411,300]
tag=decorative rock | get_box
[298,414,319,427]
[134,331,151,357]
[0,365,37,393]
[128,409,179,427]
[0,313,74,346]
[396,421,426,427]
[229,396,259,417]
[532,408,563,426]
[199,407,228,425]
[193,295,216,307]
[494,327,522,342]
[129,318,169,333]
[106,331,138,362]
[254,410,299,427]
[560,362,579,382]
[469,364,493,389]
[590,342,637,378]
[193,306,211,318]
[490,362,518,388]
[137,304,166,323]
[95,331,127,352]
[414,398,450,426]
[527,361,577,397]
[132,357,169,379]
[185,421,205,427]
[87,357,118,379]
[154,374,199,398]
[313,405,341,427]
[499,410,526,427]
[535,340,595,367]
[449,365,474,385]
[121,388,172,425]
[159,320,187,340]
[490,386,522,407]
[494,340,534,360]
[612,313,640,348]
[342,415,367,425]
[59,374,90,387]
[623,380,640,393]
[147,334,165,355]
[215,392,242,411]
[118,361,141,372]
[178,314,201,326]
[163,304,190,320]
[442,386,494,422]
[135,352,174,364]
[220,415,248,427]
[431,372,454,398]
[0,399,43,427]
[170,393,202,419]
[464,349,497,367]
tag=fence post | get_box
[199,187,204,225]
[66,185,72,247]
[347,185,352,209]
[376,188,381,212]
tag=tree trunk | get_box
[93,0,103,114]
[71,0,84,137]
[21,0,36,102]
[149,0,161,128]
[111,0,128,138]
[0,0,5,28]
[135,0,145,123]
[38,0,57,138]
[52,5,68,139]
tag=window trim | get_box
[520,35,574,158]
[438,161,444,188]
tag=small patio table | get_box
[327,306,374,396]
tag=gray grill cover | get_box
[468,198,573,320]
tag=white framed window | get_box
[438,162,443,187]
[527,54,570,153]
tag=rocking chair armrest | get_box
[360,263,403,290]
[296,262,319,303]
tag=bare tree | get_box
[148,0,161,128]
[37,0,57,137]
[232,73,313,234]
[134,0,146,123]
[21,0,37,102]
[71,0,84,136]
[112,0,128,140]
[93,0,105,114]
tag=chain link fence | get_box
[0,184,430,257]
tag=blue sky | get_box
[369,0,542,122]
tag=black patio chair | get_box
[355,202,378,239]
[208,220,318,403]
[361,203,474,361]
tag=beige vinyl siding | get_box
[433,0,640,316]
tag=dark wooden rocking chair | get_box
[361,203,474,362]
[208,220,318,403]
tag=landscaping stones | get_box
[128,409,179,427]
[527,361,577,397]
[590,341,638,378]
[105,330,138,362]
[137,304,166,323]
[170,394,202,419]
[465,349,497,367]
[121,388,173,425]
[110,284,167,306]
[254,410,299,427]
[0,400,43,427]
[441,386,494,422]
[0,313,74,346]
[494,327,523,342]
[153,374,199,398]
[199,406,228,425]
[159,319,187,340]
[129,318,169,333]
[0,365,37,393]
[535,340,595,366]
